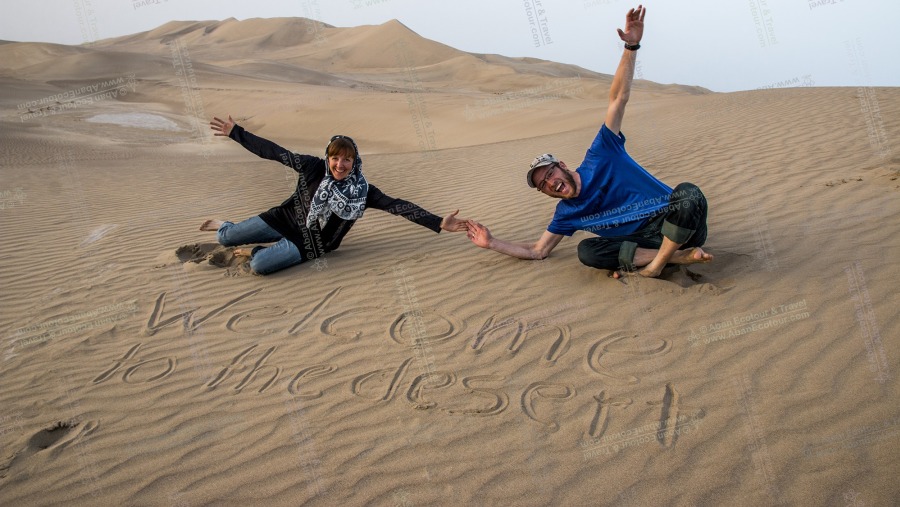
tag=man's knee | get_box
[672,182,705,205]
[673,182,700,193]
[577,239,597,267]
[578,239,616,270]
[664,182,708,246]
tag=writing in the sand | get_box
[93,287,693,437]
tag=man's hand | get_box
[465,220,493,249]
[210,115,236,137]
[617,5,646,45]
[440,210,468,232]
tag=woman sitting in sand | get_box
[201,115,467,275]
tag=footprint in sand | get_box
[27,421,79,450]
[174,243,253,275]
[1,420,98,478]
[175,243,220,263]
[208,249,233,267]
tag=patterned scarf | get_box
[306,135,369,230]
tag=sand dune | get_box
[1,16,705,154]
[1,15,898,507]
[0,43,91,71]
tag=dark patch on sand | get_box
[175,243,252,275]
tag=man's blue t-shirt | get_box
[547,124,672,237]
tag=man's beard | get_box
[557,170,577,198]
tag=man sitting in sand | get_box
[466,5,713,278]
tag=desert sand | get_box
[1,17,898,506]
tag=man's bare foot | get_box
[670,247,714,265]
[638,264,665,278]
[232,247,252,257]
[200,219,224,232]
[639,247,713,278]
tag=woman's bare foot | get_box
[639,247,713,278]
[199,219,224,231]
[232,247,252,257]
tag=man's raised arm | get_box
[466,221,564,261]
[604,5,645,135]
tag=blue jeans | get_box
[217,216,304,275]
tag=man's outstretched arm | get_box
[466,221,564,260]
[605,5,645,135]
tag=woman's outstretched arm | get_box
[367,185,468,233]
[210,114,310,172]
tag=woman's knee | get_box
[216,222,237,246]
[249,243,304,275]
[249,256,276,275]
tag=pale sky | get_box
[1,0,897,92]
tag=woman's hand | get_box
[440,210,468,232]
[210,115,236,137]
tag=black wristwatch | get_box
[624,42,641,51]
